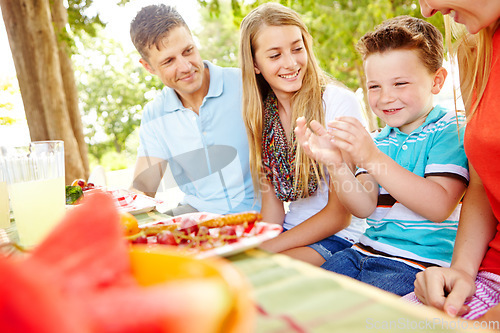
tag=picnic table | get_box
[136,211,484,332]
[0,209,491,333]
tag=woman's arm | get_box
[260,179,351,253]
[414,165,498,316]
[450,166,497,276]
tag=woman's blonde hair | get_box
[239,2,333,197]
[447,17,500,118]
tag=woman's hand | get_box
[295,116,343,167]
[414,267,475,317]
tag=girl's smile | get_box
[252,24,307,101]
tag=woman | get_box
[409,0,500,321]
[239,3,366,266]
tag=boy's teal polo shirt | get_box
[356,105,469,268]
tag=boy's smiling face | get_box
[364,49,446,134]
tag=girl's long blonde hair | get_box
[239,2,333,198]
[447,17,500,118]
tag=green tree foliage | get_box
[73,30,161,163]
[67,0,104,37]
[54,0,108,55]
[197,0,445,129]
[197,2,240,67]
[65,0,130,40]
[198,0,444,87]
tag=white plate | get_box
[138,212,282,258]
[155,212,222,224]
[195,222,282,258]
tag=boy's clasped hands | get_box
[295,116,377,170]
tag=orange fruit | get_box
[120,212,140,236]
[129,246,255,333]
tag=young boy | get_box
[294,16,469,296]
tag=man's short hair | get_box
[130,4,189,61]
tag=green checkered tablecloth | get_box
[228,249,480,333]
[134,210,171,225]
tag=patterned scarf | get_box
[261,92,318,202]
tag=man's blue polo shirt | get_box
[355,106,469,268]
[137,61,259,214]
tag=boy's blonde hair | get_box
[356,15,444,74]
[239,2,334,198]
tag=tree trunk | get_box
[50,0,90,178]
[113,137,122,154]
[0,0,89,184]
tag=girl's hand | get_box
[327,117,379,168]
[295,117,343,167]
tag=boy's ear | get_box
[431,67,448,94]
[139,58,156,75]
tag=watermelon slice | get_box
[0,191,252,333]
[0,258,87,333]
[26,192,134,293]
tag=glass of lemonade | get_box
[1,141,65,247]
[0,167,10,228]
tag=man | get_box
[129,4,259,215]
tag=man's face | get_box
[140,26,205,96]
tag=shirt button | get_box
[402,145,408,151]
[203,132,207,136]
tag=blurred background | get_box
[0,0,462,188]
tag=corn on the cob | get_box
[198,211,262,228]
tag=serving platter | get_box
[131,212,282,258]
